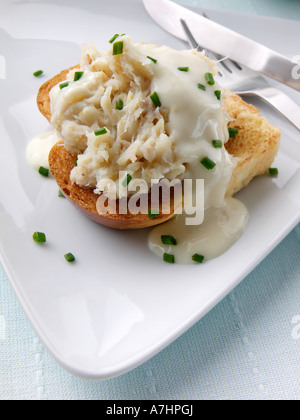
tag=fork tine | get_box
[181,20,300,129]
[230,60,243,70]
[180,19,198,49]
[180,19,232,74]
[201,13,243,71]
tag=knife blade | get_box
[143,0,300,92]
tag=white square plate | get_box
[0,0,299,379]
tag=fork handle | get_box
[237,87,300,131]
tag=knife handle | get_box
[238,87,300,131]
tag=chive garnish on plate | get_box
[64,253,75,263]
[212,140,223,148]
[33,70,43,77]
[192,254,205,264]
[150,91,161,108]
[163,253,175,264]
[116,99,124,110]
[74,71,84,81]
[58,190,65,198]
[38,166,49,177]
[205,72,215,85]
[32,232,46,243]
[214,90,221,100]
[94,128,108,136]
[198,83,206,91]
[148,209,160,218]
[201,157,216,170]
[113,41,124,56]
[178,67,189,72]
[109,34,120,44]
[59,82,69,90]
[161,235,177,246]
[147,56,157,64]
[228,127,239,138]
[122,174,132,187]
[269,168,279,176]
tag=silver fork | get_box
[181,19,300,131]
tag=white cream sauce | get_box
[26,131,59,172]
[148,197,249,264]
[142,45,248,263]
[28,37,249,264]
[141,44,235,209]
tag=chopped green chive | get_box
[192,254,205,264]
[109,34,120,44]
[116,99,124,110]
[161,235,177,246]
[212,139,223,148]
[122,173,132,187]
[214,90,221,100]
[269,168,279,176]
[178,67,189,72]
[147,56,157,64]
[148,209,160,218]
[74,160,78,166]
[113,41,124,56]
[94,128,108,136]
[59,82,69,90]
[228,127,239,138]
[205,72,215,85]
[58,189,65,198]
[74,71,84,81]
[38,166,49,177]
[33,232,46,243]
[201,157,216,170]
[109,34,125,44]
[33,70,43,77]
[198,83,206,91]
[163,253,175,264]
[150,91,161,108]
[64,253,75,263]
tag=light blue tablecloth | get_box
[1,0,300,400]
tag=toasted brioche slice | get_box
[37,66,79,122]
[225,93,281,197]
[49,141,176,229]
[38,68,281,229]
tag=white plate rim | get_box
[0,0,300,380]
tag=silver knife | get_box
[143,0,300,92]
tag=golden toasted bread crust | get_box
[49,141,175,229]
[39,68,281,229]
[37,66,79,121]
[225,92,281,196]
